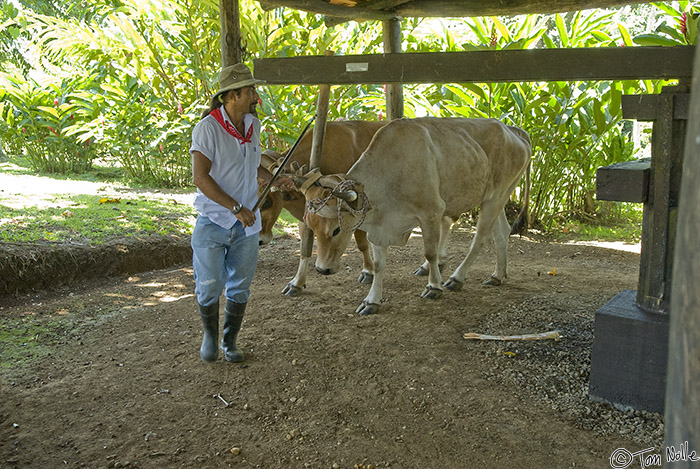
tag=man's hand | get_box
[273,176,295,191]
[235,207,256,228]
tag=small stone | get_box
[230,447,241,455]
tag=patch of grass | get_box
[1,155,127,183]
[549,202,643,243]
[271,208,300,239]
[0,318,63,369]
[0,194,196,244]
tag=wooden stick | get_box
[463,331,561,341]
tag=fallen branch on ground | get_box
[463,331,561,341]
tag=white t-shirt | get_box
[190,106,262,236]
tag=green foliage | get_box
[634,2,700,45]
[1,0,697,236]
[0,72,104,173]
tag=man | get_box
[189,63,292,363]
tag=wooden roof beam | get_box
[364,0,413,10]
[254,46,694,85]
[393,0,649,18]
[258,0,397,21]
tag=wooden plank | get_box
[220,0,242,67]
[596,158,650,203]
[665,37,700,456]
[254,46,694,85]
[622,93,690,121]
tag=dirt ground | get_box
[0,226,664,468]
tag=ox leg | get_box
[444,200,505,291]
[484,209,510,286]
[282,222,311,296]
[414,216,451,276]
[419,217,444,300]
[354,230,374,284]
[356,243,386,315]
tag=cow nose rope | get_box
[306,179,370,233]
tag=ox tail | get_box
[510,161,530,236]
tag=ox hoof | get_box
[413,266,429,277]
[413,264,445,277]
[282,283,304,297]
[355,300,380,316]
[443,277,464,292]
[421,286,443,300]
[357,271,374,284]
[482,275,502,286]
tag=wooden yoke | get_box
[300,50,334,259]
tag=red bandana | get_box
[211,107,254,144]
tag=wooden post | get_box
[220,0,242,67]
[300,50,334,259]
[665,61,700,462]
[589,87,689,413]
[382,18,403,120]
[630,88,688,314]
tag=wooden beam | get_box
[258,0,395,20]
[254,46,694,85]
[665,37,700,456]
[365,0,412,10]
[255,0,647,19]
[394,0,648,18]
[596,158,650,203]
[622,93,690,121]
[220,0,242,67]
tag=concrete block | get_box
[589,290,669,413]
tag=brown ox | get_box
[257,120,385,295]
[295,117,531,315]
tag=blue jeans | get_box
[191,216,259,307]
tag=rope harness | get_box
[306,179,370,233]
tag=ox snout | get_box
[259,232,273,246]
[315,266,336,276]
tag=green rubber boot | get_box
[198,301,219,362]
[221,300,246,363]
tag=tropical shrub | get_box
[1,0,698,230]
[0,71,104,173]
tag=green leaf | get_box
[617,23,634,47]
[37,106,60,119]
[555,14,569,47]
[591,30,613,43]
[633,34,682,47]
[652,2,681,17]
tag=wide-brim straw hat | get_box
[212,63,266,99]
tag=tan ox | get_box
[294,117,531,315]
[257,120,386,296]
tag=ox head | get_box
[258,150,306,245]
[293,171,368,275]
